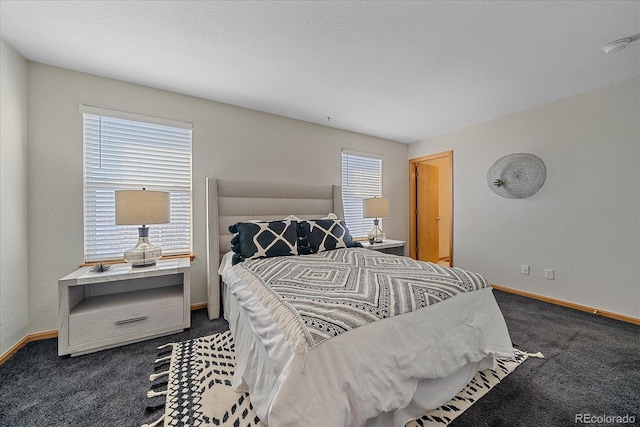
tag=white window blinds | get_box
[82,106,193,262]
[341,149,383,238]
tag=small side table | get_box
[58,258,190,356]
[361,239,406,256]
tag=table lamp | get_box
[115,188,170,267]
[362,197,389,243]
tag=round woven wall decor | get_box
[487,153,546,199]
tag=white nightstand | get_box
[58,258,190,356]
[361,239,406,256]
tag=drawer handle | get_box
[115,316,147,325]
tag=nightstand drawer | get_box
[68,285,183,347]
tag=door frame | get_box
[408,150,453,265]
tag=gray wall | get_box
[0,39,29,354]
[409,77,640,318]
[25,62,409,333]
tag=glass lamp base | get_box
[124,236,162,268]
[368,220,386,244]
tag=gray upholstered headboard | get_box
[206,177,344,319]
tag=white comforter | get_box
[220,251,513,427]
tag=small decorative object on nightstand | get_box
[362,197,390,243]
[90,262,111,273]
[362,239,405,256]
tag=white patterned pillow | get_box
[230,220,299,264]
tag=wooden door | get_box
[416,163,439,262]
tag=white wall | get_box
[26,62,409,333]
[0,39,29,354]
[409,77,640,318]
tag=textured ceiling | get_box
[1,1,639,143]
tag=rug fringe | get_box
[157,342,174,350]
[149,370,169,381]
[524,351,544,358]
[153,355,172,364]
[514,348,545,359]
[142,343,176,427]
[147,389,168,398]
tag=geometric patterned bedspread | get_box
[233,248,489,351]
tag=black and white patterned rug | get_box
[142,331,540,427]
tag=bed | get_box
[206,177,513,427]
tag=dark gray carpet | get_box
[0,309,227,427]
[452,291,639,427]
[1,291,638,427]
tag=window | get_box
[341,149,383,238]
[81,105,192,262]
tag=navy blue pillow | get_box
[229,220,299,265]
[300,219,362,254]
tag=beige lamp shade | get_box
[362,197,390,219]
[115,189,170,225]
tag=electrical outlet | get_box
[545,269,555,280]
[521,265,530,275]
